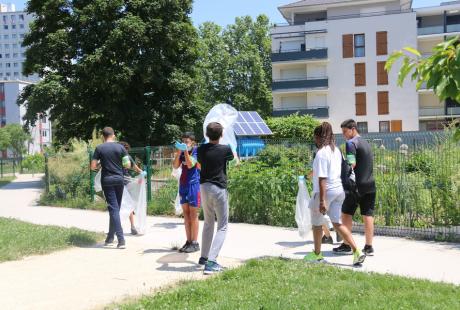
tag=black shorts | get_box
[342,191,376,217]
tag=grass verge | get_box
[0,217,104,263]
[113,258,459,310]
[0,176,15,188]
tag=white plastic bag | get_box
[203,103,238,152]
[295,176,312,239]
[94,170,102,193]
[120,175,147,235]
[171,168,183,216]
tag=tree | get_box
[196,15,272,117]
[265,114,320,141]
[19,0,200,146]
[0,127,10,151]
[4,124,30,158]
[386,36,460,140]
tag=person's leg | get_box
[305,193,325,261]
[113,184,125,242]
[103,185,124,242]
[360,192,376,251]
[200,184,215,260]
[339,191,358,245]
[129,212,135,228]
[182,203,192,242]
[189,207,199,242]
[208,186,229,263]
[322,225,331,238]
[102,186,115,242]
[313,226,323,254]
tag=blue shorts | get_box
[179,182,201,208]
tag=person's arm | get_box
[121,147,131,169]
[183,149,197,169]
[319,177,327,214]
[173,150,181,169]
[90,160,98,171]
[315,150,329,214]
[90,148,100,171]
[346,141,357,169]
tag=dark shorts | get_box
[342,191,376,217]
[179,182,201,208]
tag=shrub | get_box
[265,114,320,141]
[21,153,45,173]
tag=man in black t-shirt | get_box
[334,119,376,256]
[91,127,131,249]
[197,122,235,275]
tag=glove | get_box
[141,170,147,177]
[175,141,187,151]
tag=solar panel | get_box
[233,111,273,136]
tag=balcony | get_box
[417,23,460,36]
[273,106,329,118]
[419,106,460,118]
[271,48,328,63]
[272,77,328,92]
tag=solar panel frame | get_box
[233,111,273,137]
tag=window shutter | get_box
[391,120,402,132]
[378,91,389,115]
[376,31,388,56]
[377,61,388,85]
[354,63,366,86]
[355,92,367,116]
[343,34,354,58]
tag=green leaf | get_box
[403,47,421,57]
[385,51,404,72]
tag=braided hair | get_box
[313,122,335,151]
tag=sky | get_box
[6,0,450,27]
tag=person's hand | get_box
[175,141,187,151]
[319,201,327,215]
[141,170,147,177]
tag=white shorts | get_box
[309,189,345,226]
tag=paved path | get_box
[0,175,459,310]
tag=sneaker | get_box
[179,241,191,252]
[321,235,333,244]
[303,252,324,263]
[336,232,343,243]
[353,250,366,266]
[204,261,224,275]
[363,245,374,256]
[333,243,353,255]
[183,242,200,253]
[117,240,126,249]
[104,237,114,246]
[198,257,208,266]
[131,227,138,236]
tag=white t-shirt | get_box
[312,145,343,193]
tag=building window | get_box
[12,44,17,49]
[4,44,9,49]
[3,25,7,30]
[0,73,3,77]
[12,53,17,58]
[5,72,10,76]
[19,34,24,38]
[379,121,390,133]
[13,72,18,76]
[354,34,365,57]
[0,54,2,58]
[11,24,16,29]
[11,15,16,23]
[377,61,388,85]
[376,31,388,56]
[42,130,47,137]
[2,16,6,24]
[19,24,24,29]
[342,34,354,58]
[5,54,9,58]
[19,14,24,21]
[12,34,16,39]
[3,35,8,39]
[6,63,10,68]
[357,122,368,134]
[13,63,18,67]
[354,63,366,86]
[378,91,389,115]
[355,92,367,116]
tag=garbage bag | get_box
[295,176,312,239]
[203,103,238,152]
[94,170,102,193]
[120,175,147,235]
[171,168,183,216]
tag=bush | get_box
[21,154,45,173]
[148,180,178,216]
[265,114,320,140]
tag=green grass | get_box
[115,258,459,310]
[0,176,15,187]
[0,217,104,263]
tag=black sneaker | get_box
[131,227,138,236]
[183,242,200,253]
[333,243,353,255]
[179,241,191,252]
[117,240,126,249]
[198,257,208,265]
[363,245,374,256]
[104,237,114,246]
[336,232,343,243]
[321,235,333,244]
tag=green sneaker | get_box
[304,252,324,263]
[353,250,366,266]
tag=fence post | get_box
[145,146,152,202]
[44,153,50,193]
[12,159,15,175]
[89,148,95,202]
[0,157,3,178]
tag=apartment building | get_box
[271,0,460,133]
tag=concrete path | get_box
[0,175,459,310]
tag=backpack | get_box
[341,152,356,192]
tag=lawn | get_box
[0,176,15,187]
[0,217,104,263]
[115,258,459,310]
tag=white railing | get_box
[418,25,444,36]
[419,107,444,117]
[274,105,328,111]
[273,76,328,82]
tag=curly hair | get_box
[313,122,335,151]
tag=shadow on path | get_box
[156,252,201,273]
[276,241,312,248]
[0,180,43,191]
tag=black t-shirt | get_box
[93,142,128,186]
[345,136,376,194]
[197,143,234,189]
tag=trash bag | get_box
[295,176,312,239]
[203,103,238,152]
[94,170,102,193]
[120,175,147,235]
[171,168,183,216]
